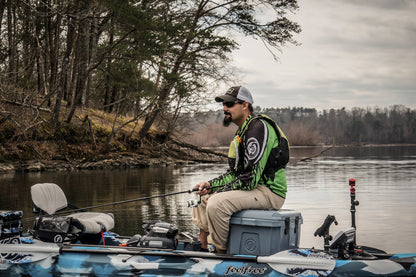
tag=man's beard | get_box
[223,113,232,127]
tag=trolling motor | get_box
[314,179,360,259]
[349,179,359,244]
[314,179,389,259]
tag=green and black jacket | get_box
[209,114,288,198]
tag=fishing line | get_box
[54,185,222,215]
[14,185,223,224]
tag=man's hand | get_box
[193,182,212,195]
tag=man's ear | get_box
[243,102,249,110]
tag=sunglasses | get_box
[223,101,244,108]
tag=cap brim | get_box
[215,94,237,102]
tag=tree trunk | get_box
[0,1,5,35]
[66,0,90,123]
[6,0,16,83]
[49,9,62,99]
[53,2,77,127]
[103,21,114,112]
[83,7,99,107]
[137,1,207,140]
[21,2,33,88]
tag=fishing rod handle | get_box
[189,185,223,193]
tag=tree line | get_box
[0,0,300,144]
[182,105,416,146]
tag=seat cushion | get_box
[69,212,114,234]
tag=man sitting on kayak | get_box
[192,86,289,253]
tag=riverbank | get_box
[0,148,227,174]
[0,133,228,174]
[3,143,415,174]
[0,103,229,174]
[0,155,175,173]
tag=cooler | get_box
[227,209,302,255]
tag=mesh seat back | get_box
[31,183,68,215]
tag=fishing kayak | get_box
[1,235,415,277]
[0,181,415,277]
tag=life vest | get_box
[228,114,289,179]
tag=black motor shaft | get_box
[349,179,359,244]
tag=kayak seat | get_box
[31,182,68,215]
[69,212,114,234]
[30,183,114,241]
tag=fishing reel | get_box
[186,198,201,208]
[186,184,219,208]
[186,191,201,208]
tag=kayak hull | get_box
[1,238,415,277]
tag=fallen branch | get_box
[1,99,51,113]
[170,138,227,158]
[299,145,335,162]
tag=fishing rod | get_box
[16,185,223,223]
[54,185,223,215]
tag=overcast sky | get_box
[222,0,416,111]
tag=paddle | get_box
[62,245,335,276]
[127,249,335,276]
[0,242,60,264]
[258,248,336,276]
[0,242,60,254]
[2,241,335,276]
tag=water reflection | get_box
[0,145,415,253]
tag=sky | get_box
[221,0,416,111]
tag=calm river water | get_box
[1,145,415,253]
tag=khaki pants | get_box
[192,185,285,251]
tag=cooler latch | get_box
[284,217,290,234]
[294,216,300,234]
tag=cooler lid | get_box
[230,209,302,227]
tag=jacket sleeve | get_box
[210,119,273,192]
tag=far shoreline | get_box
[1,144,414,174]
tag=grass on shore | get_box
[0,103,165,162]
